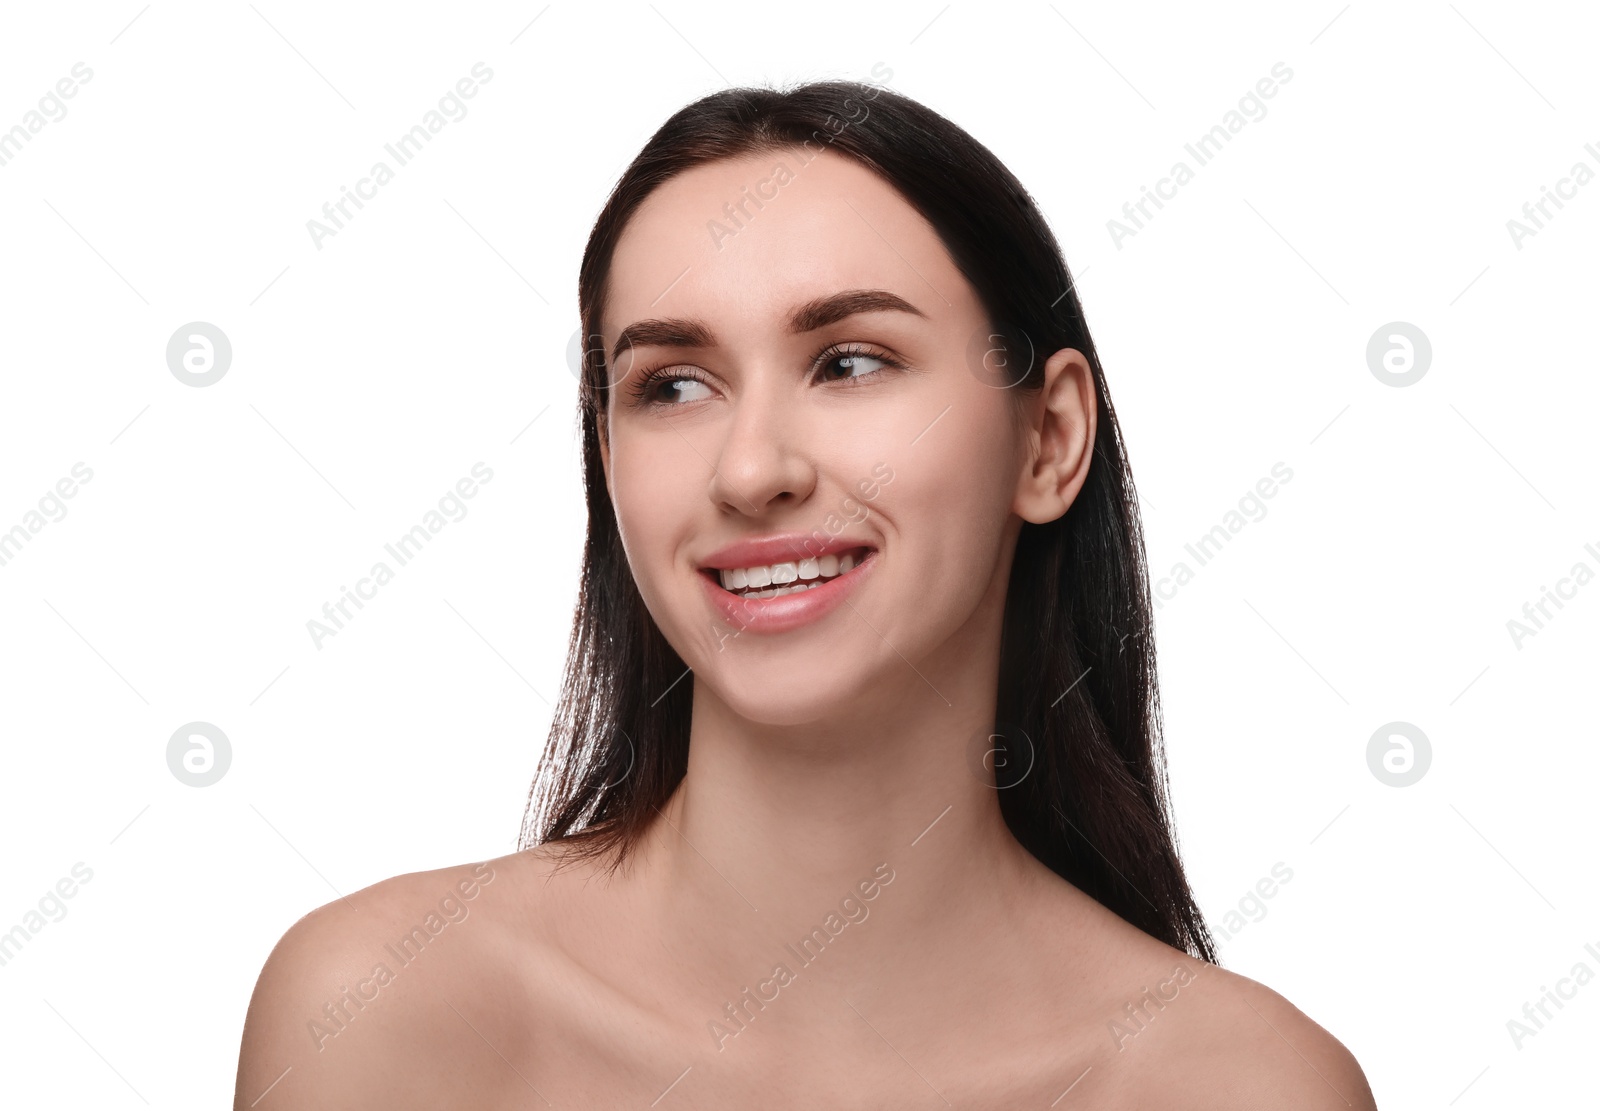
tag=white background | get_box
[1,1,1596,1106]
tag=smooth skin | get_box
[235,148,1378,1109]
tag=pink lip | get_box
[699,549,877,636]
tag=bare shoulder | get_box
[1113,944,1378,1110]
[1016,870,1374,1109]
[232,848,562,1111]
[1189,963,1375,1109]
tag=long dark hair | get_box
[520,79,1217,964]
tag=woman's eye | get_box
[820,351,890,381]
[633,347,897,409]
[647,375,714,405]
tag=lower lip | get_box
[699,551,877,635]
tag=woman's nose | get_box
[706,383,817,515]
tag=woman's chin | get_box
[699,667,884,729]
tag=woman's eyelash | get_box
[625,342,906,408]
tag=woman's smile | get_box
[697,538,880,635]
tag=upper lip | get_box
[698,532,878,571]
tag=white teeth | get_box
[716,548,870,595]
[746,582,820,599]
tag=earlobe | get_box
[1014,347,1096,525]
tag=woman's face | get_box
[597,147,1078,726]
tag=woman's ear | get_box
[1014,347,1097,525]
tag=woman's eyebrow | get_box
[610,289,926,361]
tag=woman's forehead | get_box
[604,149,963,339]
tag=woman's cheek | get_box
[612,468,680,592]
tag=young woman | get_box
[235,80,1377,1109]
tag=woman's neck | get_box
[633,642,1055,998]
